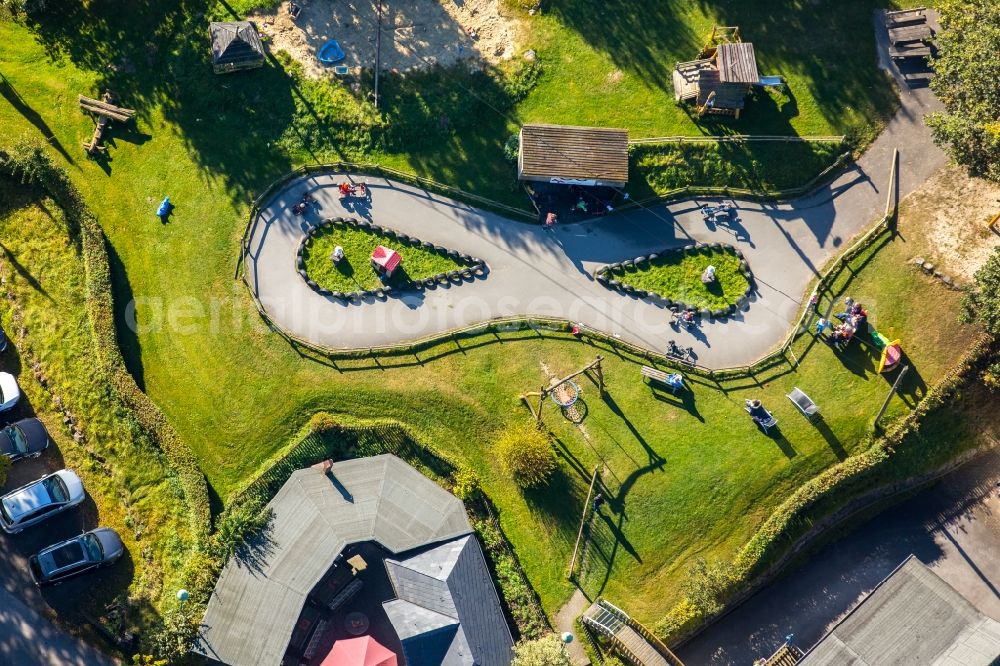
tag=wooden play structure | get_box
[522,356,605,424]
[79,93,135,156]
[672,26,783,118]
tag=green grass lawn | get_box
[0,0,942,638]
[0,177,191,633]
[303,224,466,292]
[604,247,750,310]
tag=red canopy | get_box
[371,246,401,274]
[321,636,398,666]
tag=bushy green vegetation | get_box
[605,247,750,310]
[629,141,844,199]
[926,0,1000,182]
[303,225,465,292]
[0,174,193,633]
[495,422,558,489]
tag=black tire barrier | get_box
[383,286,394,296]
[647,253,659,261]
[635,289,648,298]
[712,309,726,319]
[297,221,487,299]
[595,273,609,284]
[662,298,674,308]
[710,242,722,250]
[727,304,737,315]
[701,308,712,318]
[610,262,623,271]
[674,302,686,312]
[623,284,635,293]
[608,280,620,289]
[634,256,646,264]
[622,259,634,268]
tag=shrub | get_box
[309,411,339,433]
[511,634,571,666]
[653,597,702,642]
[0,456,9,488]
[451,467,481,501]
[495,422,557,488]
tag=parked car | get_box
[29,527,124,585]
[0,418,51,462]
[0,372,20,412]
[0,469,85,533]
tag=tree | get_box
[511,634,571,666]
[494,422,557,488]
[925,0,1000,182]
[961,246,1000,335]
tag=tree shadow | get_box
[522,464,587,530]
[0,72,74,165]
[105,240,145,392]
[0,241,53,300]
[24,0,296,201]
[547,0,699,93]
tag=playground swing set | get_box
[521,356,606,425]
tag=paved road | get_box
[676,447,1000,665]
[245,26,943,369]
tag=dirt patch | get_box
[899,166,1000,283]
[250,0,517,80]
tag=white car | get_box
[0,372,20,412]
[0,470,86,533]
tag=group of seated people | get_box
[816,297,869,348]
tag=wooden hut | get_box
[209,21,265,74]
[518,124,629,188]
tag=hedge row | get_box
[654,333,995,644]
[0,143,211,544]
[594,243,755,318]
[296,216,488,301]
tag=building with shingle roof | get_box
[799,556,1000,666]
[383,536,513,666]
[196,455,512,666]
[209,21,265,74]
[518,124,629,188]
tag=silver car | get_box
[29,528,125,585]
[0,469,85,533]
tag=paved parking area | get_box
[0,398,118,665]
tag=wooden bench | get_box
[885,7,926,29]
[641,366,684,393]
[889,44,932,60]
[888,23,932,46]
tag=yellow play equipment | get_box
[872,329,903,373]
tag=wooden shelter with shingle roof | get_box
[209,21,265,74]
[518,123,629,188]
